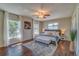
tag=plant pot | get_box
[70,41,74,52]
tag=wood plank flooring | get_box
[0,40,75,56]
[53,40,75,56]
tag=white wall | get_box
[20,16,33,41]
[75,4,79,56]
[39,21,43,33]
[0,10,4,47]
[76,8,79,56]
[71,4,79,55]
[77,8,79,56]
[3,12,9,46]
[42,17,71,40]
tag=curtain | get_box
[4,12,22,46]
[8,13,19,21]
[0,10,4,47]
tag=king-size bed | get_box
[23,29,61,56]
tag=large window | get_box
[8,20,21,39]
[33,20,39,38]
[47,23,59,30]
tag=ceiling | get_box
[0,3,76,21]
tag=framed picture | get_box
[24,21,31,29]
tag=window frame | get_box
[47,23,59,30]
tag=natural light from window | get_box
[33,21,39,38]
[47,23,59,30]
[8,20,21,39]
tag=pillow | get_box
[44,31,49,35]
[48,32,52,35]
[50,31,59,36]
[40,32,50,36]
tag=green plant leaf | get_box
[70,30,77,41]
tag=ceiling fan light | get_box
[33,8,50,19]
[38,15,44,18]
[34,12,39,15]
[44,14,50,16]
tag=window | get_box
[8,20,21,39]
[47,23,59,30]
[33,21,39,38]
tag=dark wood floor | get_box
[53,40,75,56]
[0,40,32,56]
[0,40,75,56]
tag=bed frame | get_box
[45,29,61,36]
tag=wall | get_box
[71,5,77,55]
[72,4,79,56]
[3,12,9,46]
[39,21,43,33]
[0,10,4,47]
[41,17,71,40]
[20,16,33,41]
[77,7,79,56]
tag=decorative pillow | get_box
[48,32,52,35]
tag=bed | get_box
[23,29,61,56]
[35,29,61,45]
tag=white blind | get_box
[8,13,19,21]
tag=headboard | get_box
[44,29,61,36]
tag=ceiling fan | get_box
[33,4,50,19]
[26,4,50,19]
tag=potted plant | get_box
[70,30,76,52]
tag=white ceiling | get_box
[0,3,76,21]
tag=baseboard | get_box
[0,46,7,49]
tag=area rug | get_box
[23,41,57,56]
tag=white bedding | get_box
[35,35,60,45]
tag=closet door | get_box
[0,10,4,47]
